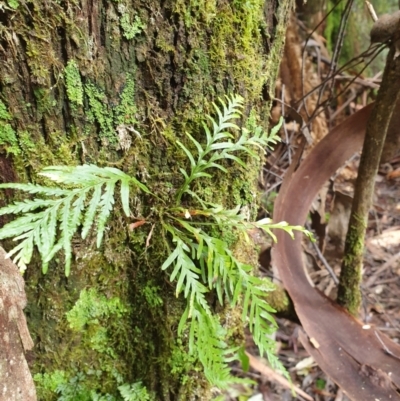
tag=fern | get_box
[118,382,152,401]
[0,94,311,390]
[162,218,296,383]
[183,304,246,388]
[161,223,211,317]
[175,94,281,203]
[0,165,150,275]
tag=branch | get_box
[338,14,400,314]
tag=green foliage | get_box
[84,77,139,147]
[316,378,326,391]
[0,100,21,155]
[0,123,20,155]
[0,99,12,120]
[161,213,311,385]
[34,369,153,401]
[85,83,116,143]
[119,14,146,40]
[0,165,150,275]
[159,97,308,386]
[118,382,153,401]
[175,95,280,203]
[64,60,84,106]
[54,372,123,401]
[34,290,139,400]
[66,289,129,358]
[115,74,138,126]
[34,370,68,393]
[66,288,129,330]
[0,94,313,390]
[6,0,19,9]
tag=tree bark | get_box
[0,0,293,399]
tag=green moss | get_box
[0,99,12,120]
[84,74,140,149]
[115,74,138,126]
[141,284,163,308]
[0,124,20,155]
[0,100,20,155]
[34,370,68,398]
[119,13,146,40]
[64,60,84,106]
[66,288,129,330]
[85,82,116,145]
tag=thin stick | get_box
[374,331,400,360]
[365,1,378,22]
[306,224,339,285]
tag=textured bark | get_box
[0,0,293,399]
[0,247,36,401]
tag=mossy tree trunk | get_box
[0,0,293,399]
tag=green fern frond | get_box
[0,165,150,275]
[180,304,250,389]
[175,96,283,204]
[0,182,70,197]
[191,306,233,388]
[237,265,289,376]
[255,218,316,243]
[175,94,245,202]
[0,93,302,389]
[161,223,210,317]
[118,382,152,401]
[163,210,307,384]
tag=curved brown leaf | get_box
[272,102,400,400]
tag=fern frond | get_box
[96,180,116,247]
[182,304,249,389]
[175,95,245,203]
[81,184,102,239]
[161,225,210,317]
[118,381,152,401]
[175,95,283,204]
[255,218,315,243]
[164,212,301,383]
[237,264,289,377]
[0,183,70,196]
[0,199,56,215]
[0,165,150,274]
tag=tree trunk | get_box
[0,0,293,399]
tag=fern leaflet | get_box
[0,165,150,275]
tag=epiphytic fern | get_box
[175,94,281,203]
[0,165,150,275]
[0,94,312,391]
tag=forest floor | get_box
[221,10,400,400]
[222,124,400,401]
